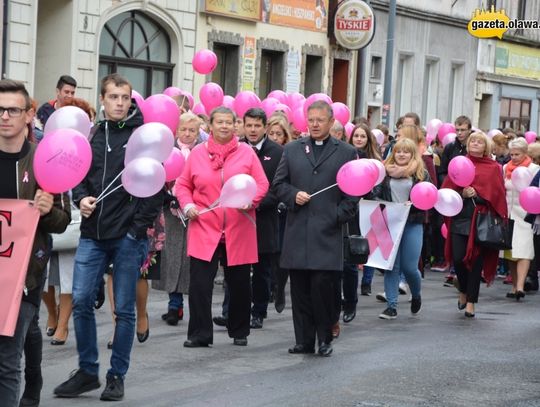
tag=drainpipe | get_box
[2,0,8,78]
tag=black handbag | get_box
[475,211,514,251]
[344,224,370,265]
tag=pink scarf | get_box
[207,134,238,170]
[178,140,196,160]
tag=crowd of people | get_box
[0,73,539,406]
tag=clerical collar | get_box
[311,136,330,146]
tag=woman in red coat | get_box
[176,106,269,347]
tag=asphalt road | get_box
[35,271,540,407]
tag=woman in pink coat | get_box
[176,106,269,347]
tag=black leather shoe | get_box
[288,344,315,354]
[137,313,149,343]
[183,339,209,348]
[94,278,105,309]
[464,311,475,318]
[107,340,113,350]
[274,289,286,313]
[100,374,124,401]
[46,327,56,337]
[54,369,100,398]
[19,374,42,407]
[212,316,228,327]
[164,309,179,326]
[50,338,66,346]
[233,337,248,346]
[343,310,356,323]
[516,291,525,301]
[506,292,516,299]
[250,316,263,329]
[318,342,333,357]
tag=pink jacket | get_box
[175,142,269,266]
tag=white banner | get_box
[359,200,410,270]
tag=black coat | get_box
[250,137,284,253]
[438,139,467,185]
[272,136,359,271]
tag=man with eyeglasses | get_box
[36,75,77,128]
[0,79,71,406]
[273,100,358,357]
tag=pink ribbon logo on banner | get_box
[365,204,394,260]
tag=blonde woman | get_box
[267,114,291,145]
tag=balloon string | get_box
[310,183,338,198]
[95,170,124,202]
[199,205,220,215]
[95,184,123,205]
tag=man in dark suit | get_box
[243,108,283,329]
[272,100,358,356]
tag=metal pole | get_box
[381,0,396,127]
[354,45,366,120]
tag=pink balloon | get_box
[426,133,436,146]
[344,122,355,139]
[438,123,456,143]
[487,129,502,139]
[274,103,292,121]
[44,106,92,138]
[125,122,175,164]
[192,103,207,116]
[33,129,92,193]
[511,167,534,192]
[131,90,145,109]
[234,91,261,119]
[163,147,186,182]
[261,97,280,118]
[448,156,475,187]
[287,92,305,110]
[525,131,537,144]
[519,186,540,214]
[220,174,257,208]
[291,107,308,133]
[267,90,288,105]
[441,223,448,239]
[304,93,333,117]
[222,95,235,109]
[434,188,463,217]
[163,86,182,98]
[336,159,378,196]
[372,129,384,146]
[162,88,194,110]
[368,159,385,185]
[331,102,350,126]
[410,181,438,210]
[199,82,224,114]
[426,119,443,138]
[122,157,166,198]
[142,94,180,135]
[442,132,456,147]
[192,49,218,75]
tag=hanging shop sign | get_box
[334,0,375,50]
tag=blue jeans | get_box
[361,266,375,286]
[72,236,148,378]
[384,223,423,310]
[168,292,184,310]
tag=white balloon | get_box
[434,188,463,217]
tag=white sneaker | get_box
[399,282,408,295]
[375,292,387,302]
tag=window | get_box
[259,50,285,99]
[99,11,174,98]
[422,60,439,122]
[516,0,527,35]
[370,56,382,80]
[448,64,464,121]
[395,54,413,119]
[499,97,530,132]
[304,55,323,95]
[212,43,240,96]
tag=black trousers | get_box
[251,253,274,318]
[452,234,483,303]
[188,244,251,344]
[289,269,336,348]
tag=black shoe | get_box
[163,309,180,326]
[360,284,371,296]
[411,296,422,314]
[524,277,539,292]
[46,327,56,337]
[19,374,42,407]
[506,292,516,299]
[183,339,209,348]
[233,337,248,346]
[212,316,228,327]
[100,374,124,401]
[107,340,113,350]
[250,316,263,329]
[516,291,525,301]
[458,301,466,310]
[274,289,286,313]
[288,344,315,354]
[136,313,149,343]
[54,369,100,398]
[318,342,333,357]
[464,311,475,318]
[94,278,105,309]
[379,307,397,320]
[50,338,66,346]
[343,310,356,323]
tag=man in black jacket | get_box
[243,108,283,329]
[54,74,163,402]
[438,115,472,185]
